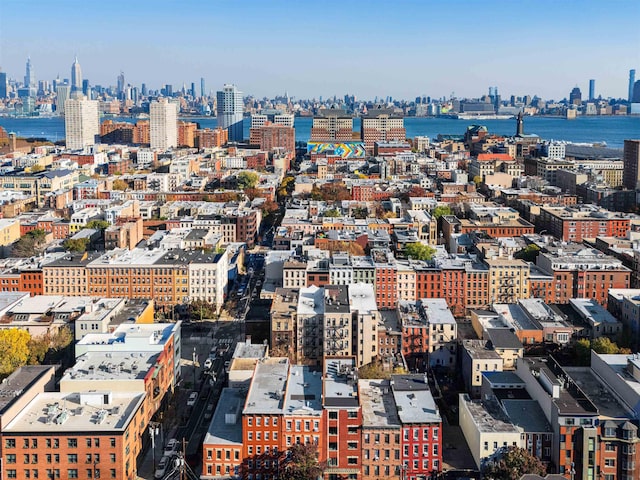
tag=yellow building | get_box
[485,257,530,304]
[0,219,21,246]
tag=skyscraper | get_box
[150,98,178,150]
[629,70,636,102]
[588,79,595,101]
[71,56,82,93]
[82,79,90,97]
[0,70,7,99]
[64,95,99,150]
[623,139,640,191]
[569,87,582,105]
[117,71,125,100]
[216,84,244,142]
[24,57,35,88]
[200,77,205,98]
[55,84,70,115]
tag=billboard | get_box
[307,142,366,159]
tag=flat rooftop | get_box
[392,375,440,424]
[3,391,144,433]
[232,341,268,360]
[569,298,619,326]
[203,388,245,446]
[243,357,289,415]
[460,394,520,433]
[564,366,629,418]
[324,358,358,408]
[502,399,552,433]
[62,351,158,383]
[284,365,322,415]
[359,379,400,428]
[0,366,54,414]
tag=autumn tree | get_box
[406,185,427,197]
[483,446,546,479]
[12,229,47,257]
[86,219,110,230]
[30,164,45,173]
[279,443,326,480]
[352,207,369,219]
[188,299,217,321]
[237,171,259,190]
[277,176,295,197]
[358,361,390,380]
[0,328,31,376]
[318,182,351,202]
[244,187,262,200]
[261,199,280,217]
[323,208,341,218]
[404,242,436,261]
[112,179,128,191]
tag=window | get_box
[5,439,15,448]
[347,457,358,465]
[68,455,78,464]
[347,411,357,418]
[110,438,116,448]
[68,470,78,479]
[348,442,357,450]
[110,454,116,463]
[68,439,78,448]
[329,411,338,420]
[6,470,17,479]
[6,454,16,464]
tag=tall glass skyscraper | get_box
[630,70,636,102]
[216,84,244,142]
[24,56,35,88]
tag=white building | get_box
[150,97,178,150]
[541,141,566,159]
[216,84,244,142]
[188,250,229,314]
[64,95,99,150]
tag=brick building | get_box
[537,205,633,243]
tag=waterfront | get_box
[1,114,638,148]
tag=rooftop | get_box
[283,365,322,415]
[203,388,245,446]
[323,357,359,408]
[3,391,144,433]
[569,298,619,326]
[232,341,268,360]
[359,379,400,428]
[391,375,440,424]
[62,350,158,383]
[459,394,520,433]
[0,366,55,414]
[502,400,552,433]
[244,357,289,415]
[564,366,630,419]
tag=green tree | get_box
[591,337,623,354]
[63,238,90,253]
[483,446,546,479]
[404,242,436,261]
[358,361,390,380]
[432,205,453,220]
[575,338,592,365]
[237,171,259,190]
[323,208,341,218]
[188,299,217,321]
[352,207,369,219]
[0,328,31,376]
[280,443,326,480]
[30,164,45,173]
[86,219,110,230]
[514,244,541,263]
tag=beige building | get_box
[64,95,99,150]
[0,219,21,246]
[0,169,80,207]
[485,257,530,304]
[150,97,178,150]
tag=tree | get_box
[514,244,541,263]
[30,164,45,173]
[358,361,390,380]
[237,171,259,190]
[280,443,326,480]
[12,229,47,257]
[473,175,483,185]
[318,182,351,202]
[405,242,436,261]
[483,446,546,479]
[63,238,90,253]
[574,338,592,365]
[432,205,452,220]
[406,185,428,198]
[352,207,369,219]
[0,328,31,376]
[86,219,110,230]
[277,176,295,197]
[188,299,217,321]
[323,208,341,218]
[112,179,128,191]
[244,187,262,201]
[261,199,280,217]
[591,337,624,354]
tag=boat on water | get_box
[439,113,515,120]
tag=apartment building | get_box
[360,110,406,154]
[537,205,633,243]
[311,109,354,142]
[270,288,298,358]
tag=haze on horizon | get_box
[1,0,638,101]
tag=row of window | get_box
[5,469,117,479]
[6,453,114,464]
[5,437,116,449]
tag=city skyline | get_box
[1,0,638,100]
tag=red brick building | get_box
[249,124,295,153]
[538,205,632,243]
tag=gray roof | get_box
[204,388,245,446]
[0,366,55,414]
[323,357,358,408]
[243,358,289,415]
[283,365,322,415]
[486,328,524,350]
[391,375,440,424]
[502,399,552,433]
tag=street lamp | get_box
[193,346,198,389]
[149,422,161,471]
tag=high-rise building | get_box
[310,108,353,142]
[70,56,82,93]
[569,87,582,105]
[361,109,406,153]
[0,70,6,99]
[55,84,70,114]
[149,97,178,150]
[589,79,595,101]
[117,71,125,99]
[82,79,90,97]
[623,139,640,190]
[64,95,99,150]
[629,69,636,102]
[24,56,35,88]
[200,77,205,97]
[216,84,244,142]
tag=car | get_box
[204,358,213,370]
[163,438,179,457]
[204,403,215,420]
[187,392,198,407]
[224,360,230,370]
[154,456,171,479]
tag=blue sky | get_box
[1,0,639,100]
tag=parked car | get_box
[204,358,213,370]
[187,392,198,407]
[163,438,179,457]
[154,456,171,479]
